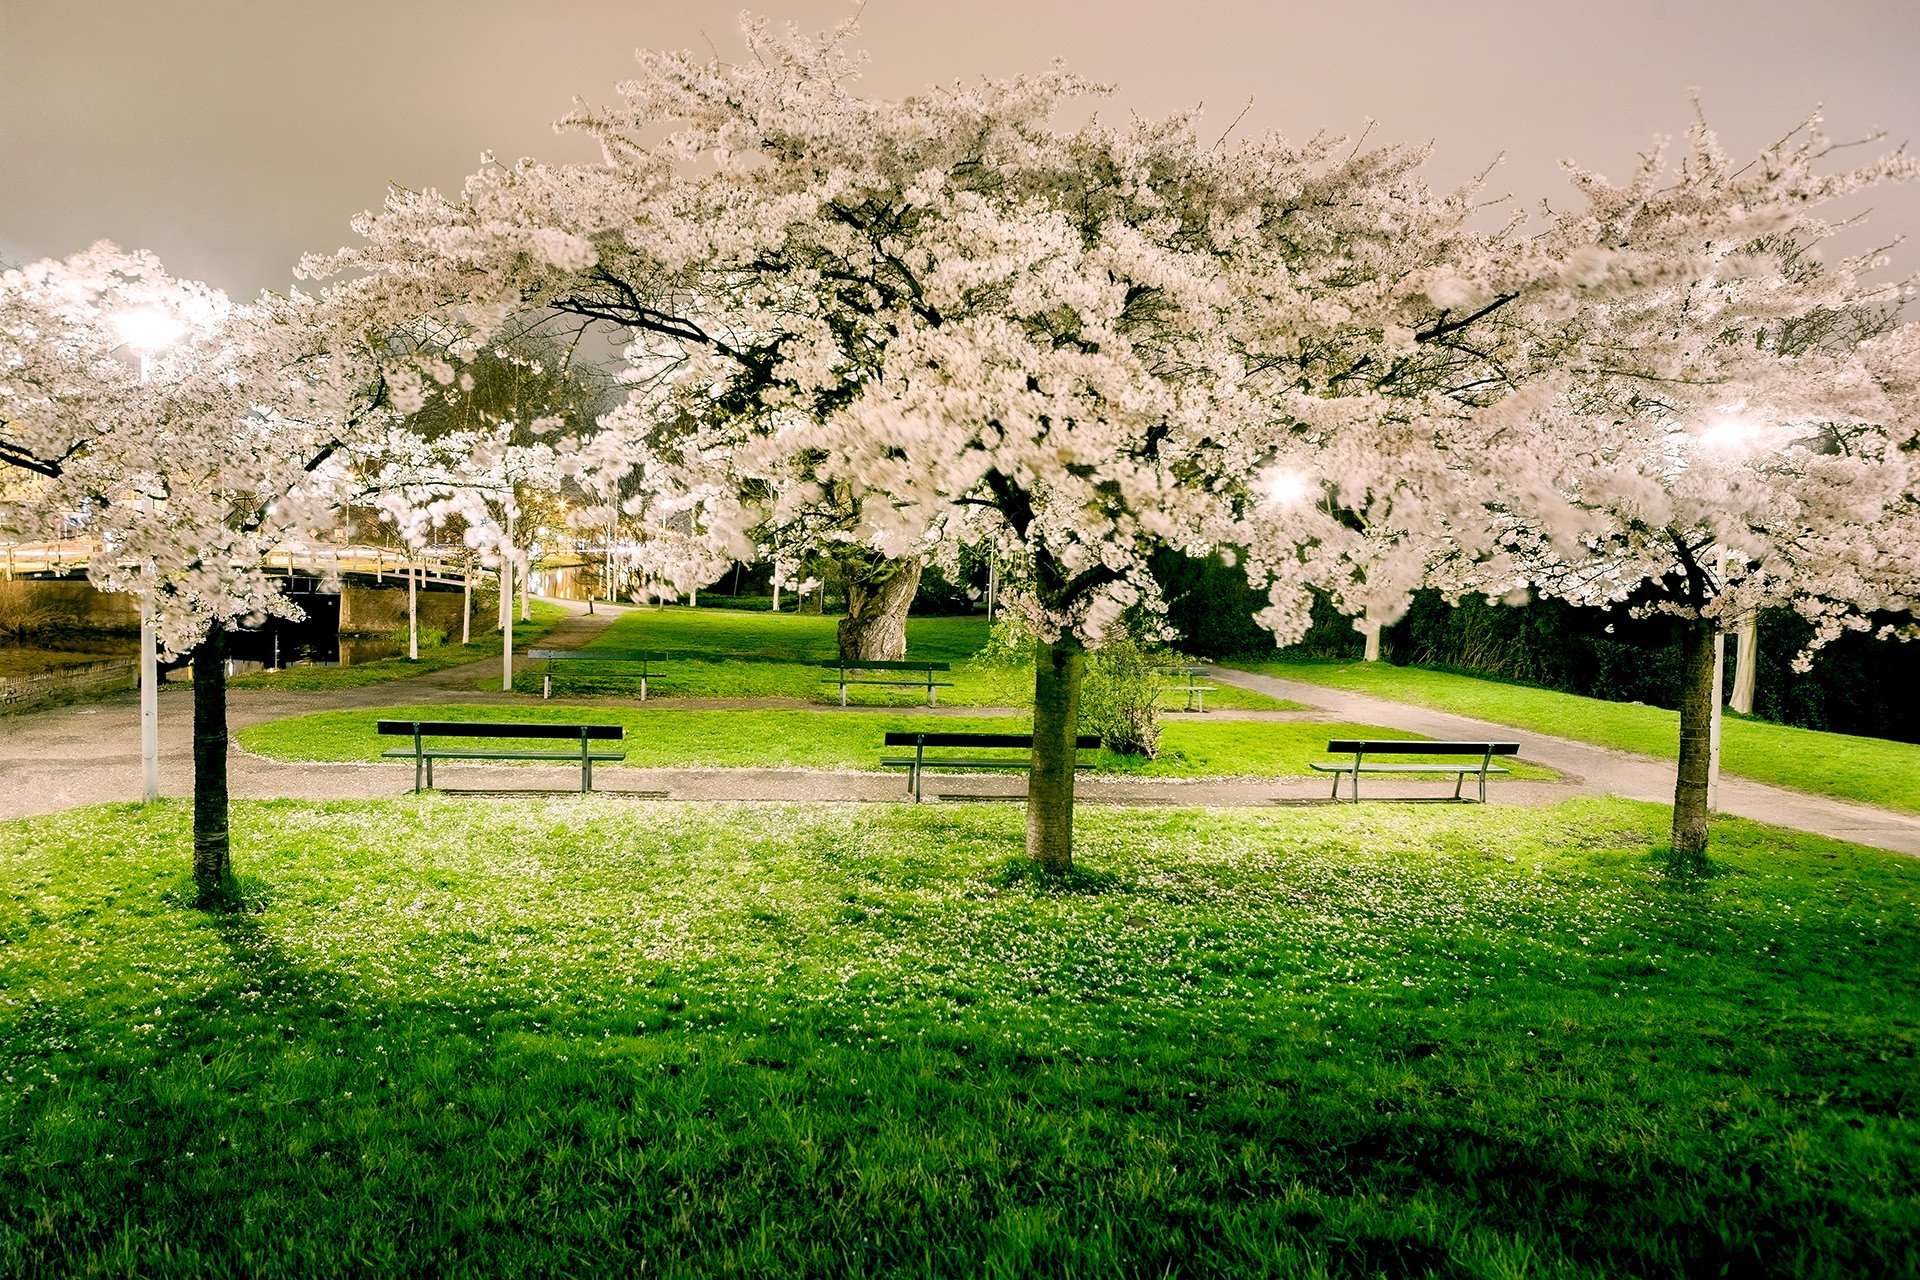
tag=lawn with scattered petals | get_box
[504,608,1296,709]
[235,703,1558,781]
[2,797,1915,1277]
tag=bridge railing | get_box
[2,540,482,586]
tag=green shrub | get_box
[1081,634,1162,758]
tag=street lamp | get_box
[112,306,184,804]
[1694,414,1771,812]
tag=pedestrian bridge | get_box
[1,540,478,587]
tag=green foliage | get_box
[2,798,1916,1276]
[1080,634,1163,757]
[1240,657,1920,814]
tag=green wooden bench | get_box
[378,719,626,794]
[881,731,1102,803]
[821,659,954,707]
[1157,664,1219,712]
[529,647,672,701]
[1309,739,1520,803]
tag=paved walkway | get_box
[1205,666,1920,857]
[2,604,1915,857]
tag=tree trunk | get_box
[838,559,922,660]
[1026,635,1086,872]
[191,626,238,910]
[1670,616,1716,875]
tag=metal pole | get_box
[140,599,159,803]
[461,559,471,645]
[1730,618,1758,715]
[501,510,515,692]
[1708,546,1727,812]
[408,558,419,660]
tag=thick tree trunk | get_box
[191,626,238,910]
[1670,616,1716,875]
[838,559,921,660]
[1026,635,1086,872]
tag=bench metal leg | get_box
[913,740,925,803]
[425,756,434,791]
[1454,771,1466,801]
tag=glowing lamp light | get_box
[1697,415,1763,456]
[1262,467,1313,508]
[111,307,186,354]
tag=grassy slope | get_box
[236,702,1555,781]
[230,601,569,692]
[2,798,1915,1277]
[1237,658,1920,815]
[513,607,1295,710]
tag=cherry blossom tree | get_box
[306,19,1916,871]
[1,244,393,906]
[1456,123,1920,871]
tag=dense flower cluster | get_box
[0,244,393,653]
[309,20,1918,658]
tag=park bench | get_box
[1158,663,1219,712]
[821,659,954,707]
[529,648,672,701]
[881,731,1103,803]
[378,719,626,794]
[1309,739,1520,803]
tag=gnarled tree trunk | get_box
[838,557,922,660]
[1670,616,1716,876]
[1026,635,1086,872]
[191,625,238,909]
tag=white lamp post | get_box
[1695,414,1771,813]
[112,307,185,804]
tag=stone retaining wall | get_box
[340,583,500,638]
[0,657,138,715]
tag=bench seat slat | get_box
[882,732,1101,749]
[1308,763,1510,774]
[381,747,626,762]
[528,648,663,663]
[879,756,1095,771]
[1324,739,1519,755]
[377,720,623,740]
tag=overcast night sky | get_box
[3,1,1916,297]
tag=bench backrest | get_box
[883,731,1101,749]
[1325,739,1519,755]
[528,648,661,663]
[377,720,624,741]
[823,659,953,672]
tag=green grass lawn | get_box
[236,702,1556,781]
[516,607,1294,710]
[2,797,1915,1276]
[230,601,569,692]
[1237,658,1920,815]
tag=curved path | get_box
[1,603,1915,857]
[1206,666,1920,857]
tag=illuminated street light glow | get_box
[111,307,187,354]
[1262,467,1313,508]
